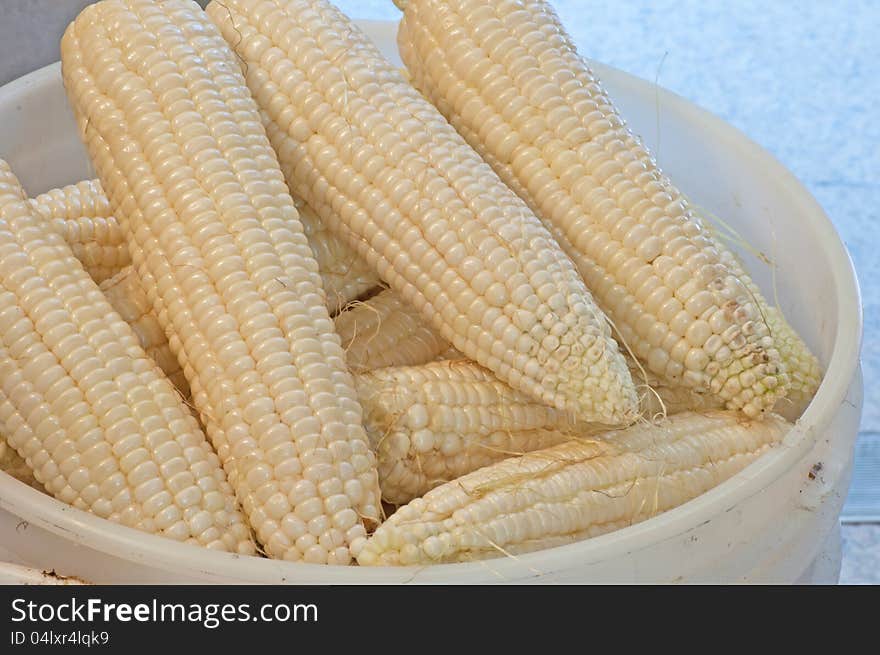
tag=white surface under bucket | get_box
[0,21,863,584]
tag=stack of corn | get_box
[0,0,821,568]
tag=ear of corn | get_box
[205,0,639,426]
[0,158,254,553]
[335,288,451,371]
[355,360,582,503]
[358,409,790,565]
[396,0,794,418]
[61,0,381,563]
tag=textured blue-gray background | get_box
[0,0,876,580]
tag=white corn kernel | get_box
[61,0,380,563]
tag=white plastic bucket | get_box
[0,21,863,583]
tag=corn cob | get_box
[336,288,451,370]
[358,409,790,565]
[99,267,190,397]
[29,180,129,283]
[0,159,254,553]
[396,0,792,418]
[205,0,638,425]
[356,360,582,503]
[62,0,381,563]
